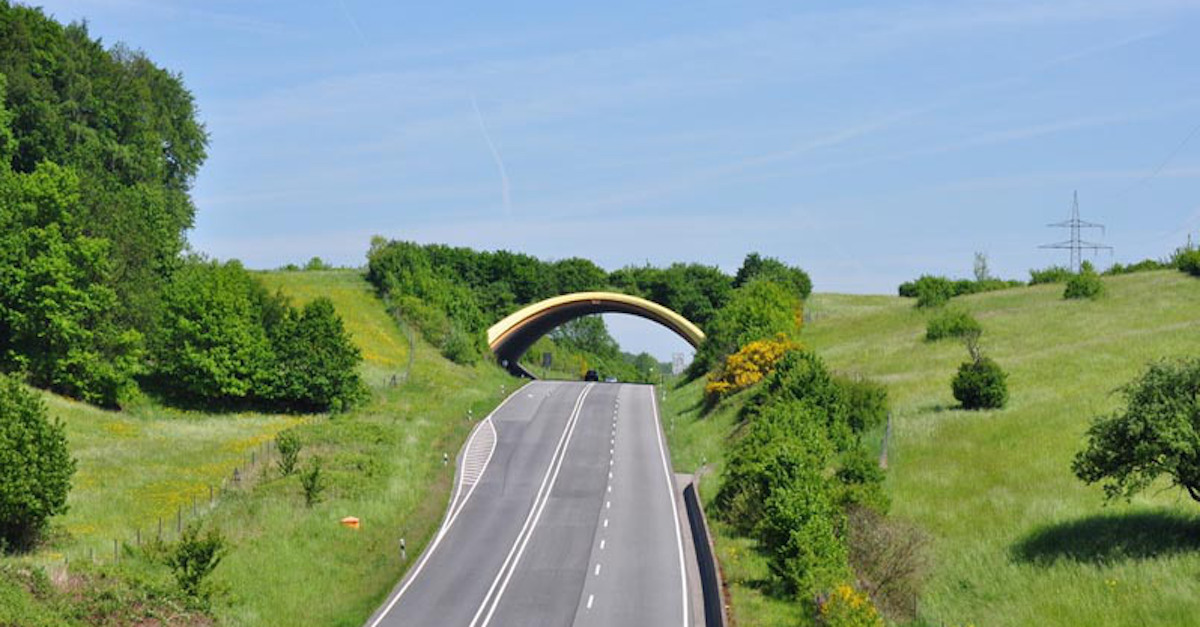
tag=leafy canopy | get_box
[1073,358,1200,503]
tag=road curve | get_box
[365,381,690,627]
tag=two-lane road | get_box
[366,381,690,627]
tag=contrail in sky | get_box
[471,95,512,216]
[336,0,367,43]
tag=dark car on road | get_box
[583,369,599,381]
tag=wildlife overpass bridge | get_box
[486,292,705,377]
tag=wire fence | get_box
[55,438,280,569]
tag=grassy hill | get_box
[663,270,1200,626]
[0,269,514,626]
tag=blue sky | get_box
[31,0,1200,359]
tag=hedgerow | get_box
[715,349,890,604]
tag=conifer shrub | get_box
[167,523,227,606]
[276,430,301,476]
[300,457,326,507]
[952,356,1008,410]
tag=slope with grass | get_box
[662,270,1200,626]
[809,270,1200,625]
[212,269,512,626]
[0,269,514,626]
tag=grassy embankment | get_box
[661,270,1200,626]
[0,269,514,626]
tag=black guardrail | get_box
[683,482,724,627]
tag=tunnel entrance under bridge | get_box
[486,291,705,378]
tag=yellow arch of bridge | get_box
[487,291,705,360]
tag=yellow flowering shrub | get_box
[704,334,799,403]
[819,584,884,627]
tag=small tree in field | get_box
[300,457,326,507]
[0,374,75,548]
[276,430,302,476]
[1073,358,1200,503]
[168,523,227,605]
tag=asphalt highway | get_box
[366,381,690,627]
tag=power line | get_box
[1039,191,1113,272]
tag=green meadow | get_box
[0,269,512,626]
[662,270,1200,626]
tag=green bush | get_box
[925,307,982,342]
[899,275,1020,299]
[1104,258,1169,275]
[1073,358,1200,503]
[302,256,333,271]
[1176,248,1200,277]
[1029,265,1074,285]
[689,279,800,377]
[759,477,849,598]
[152,258,364,411]
[911,276,953,309]
[265,297,367,411]
[952,356,1008,410]
[834,448,889,513]
[167,523,227,605]
[837,376,889,433]
[1064,261,1104,300]
[717,401,834,535]
[0,374,75,548]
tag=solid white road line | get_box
[471,384,595,627]
[651,387,690,627]
[366,381,533,627]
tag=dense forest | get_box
[0,2,362,411]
